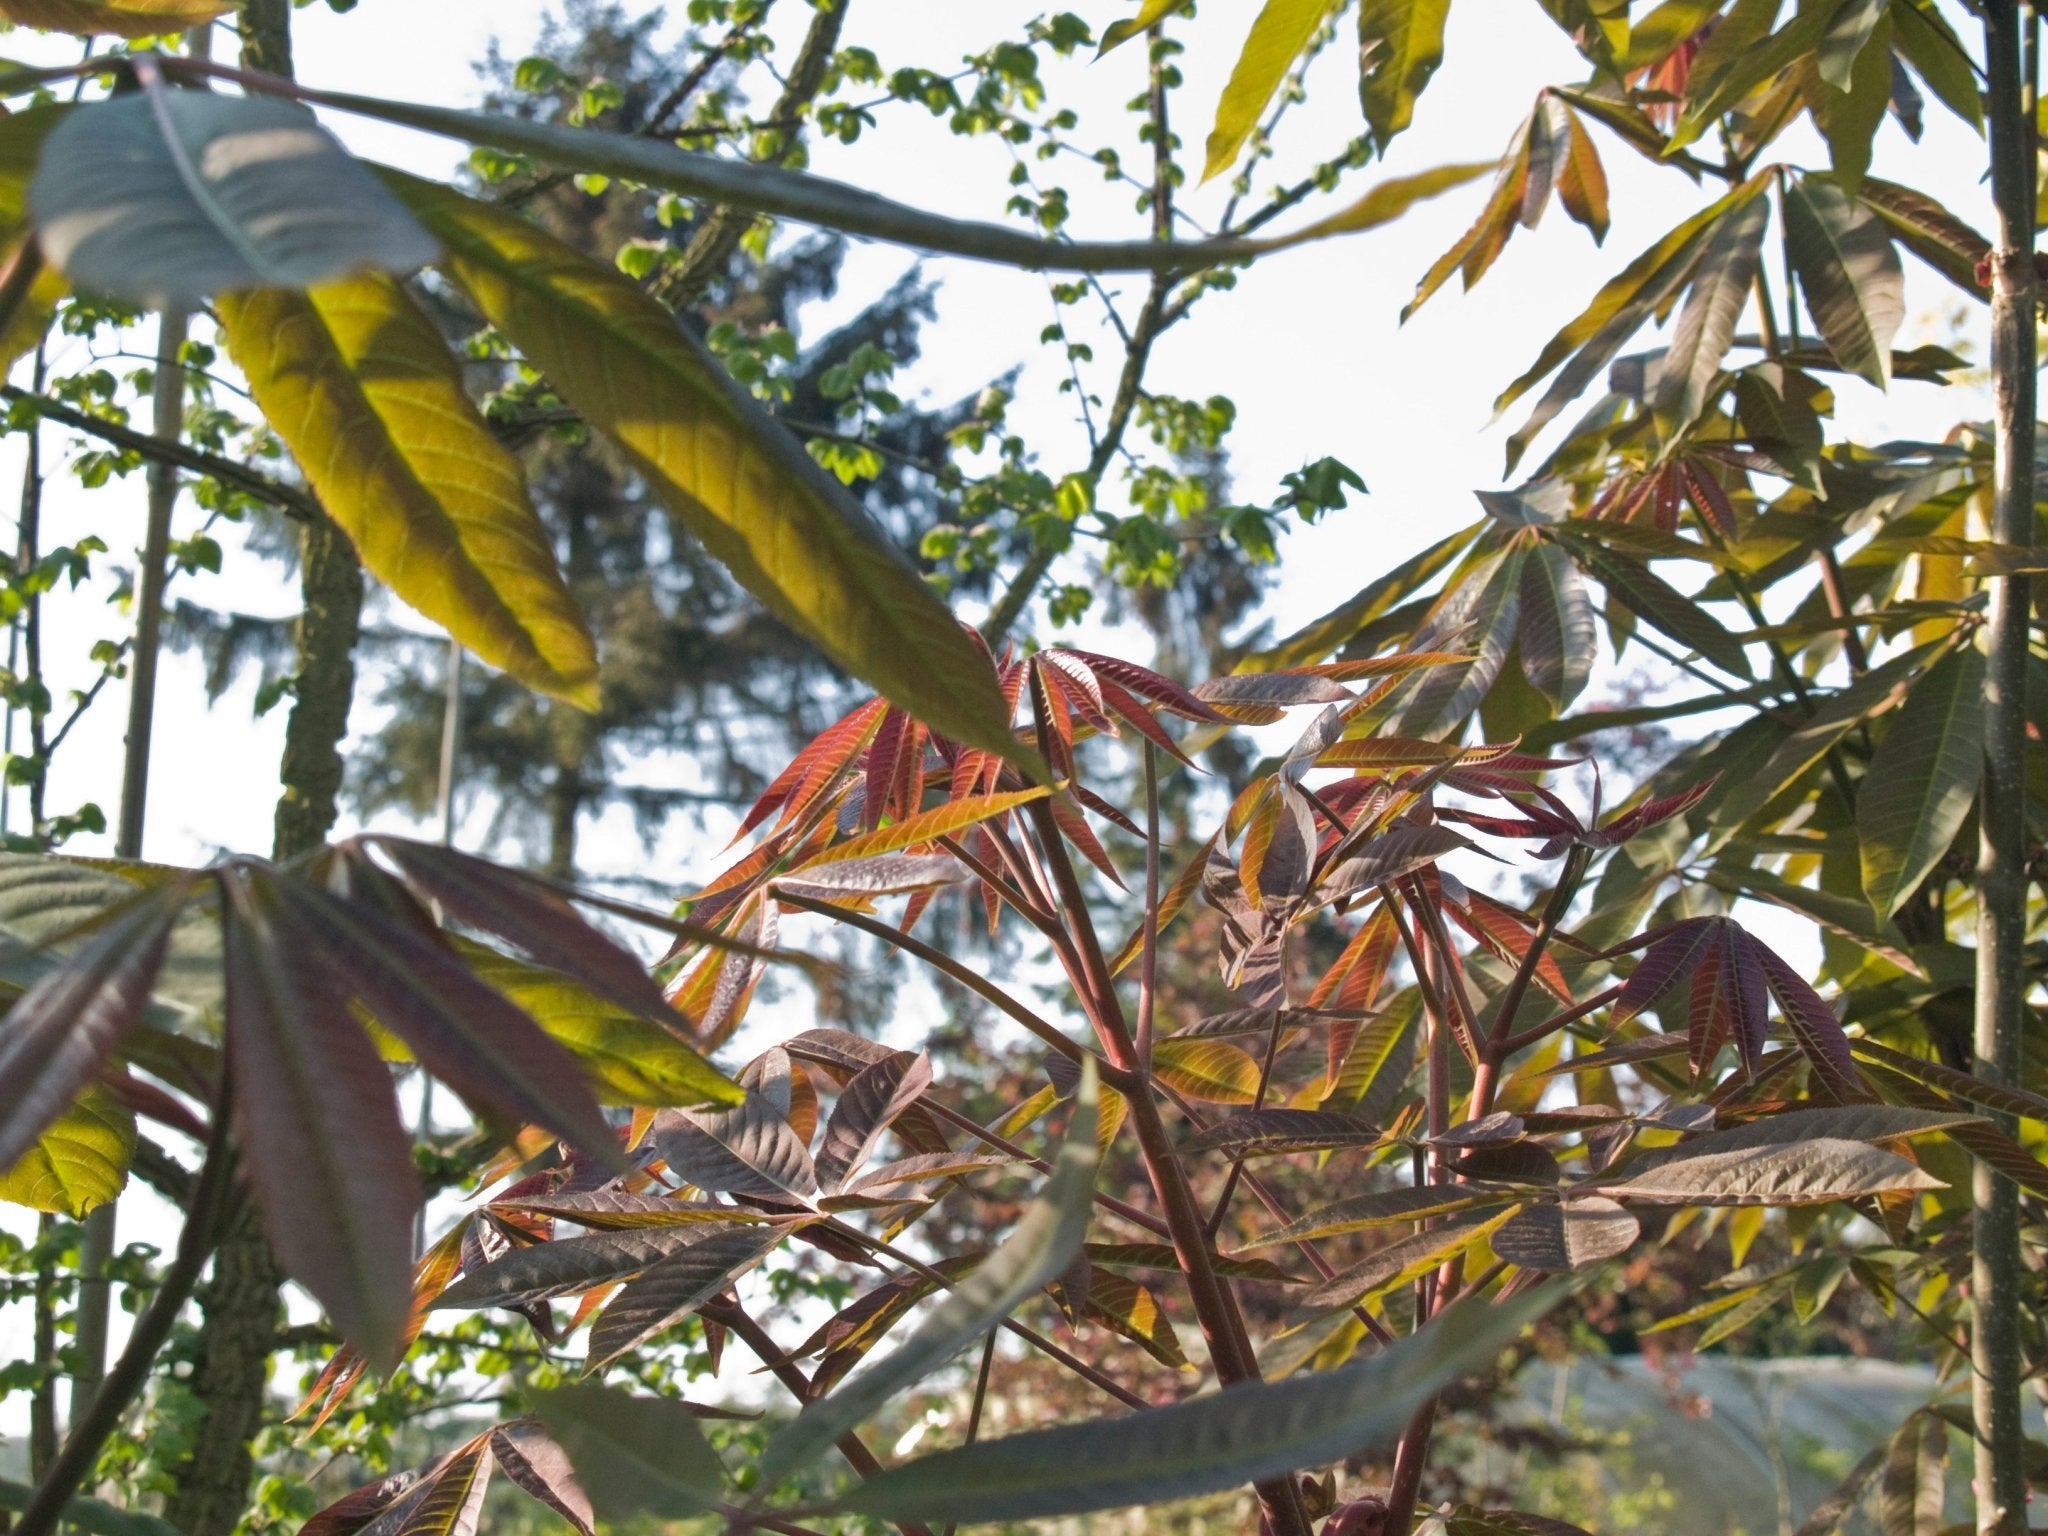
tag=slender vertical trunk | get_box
[1974,8,2036,1536]
[165,10,358,1535]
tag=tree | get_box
[1,2,2045,1536]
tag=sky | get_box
[0,0,2010,1439]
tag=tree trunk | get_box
[1973,8,2036,1536]
[165,10,363,1535]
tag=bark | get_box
[1973,8,2037,1536]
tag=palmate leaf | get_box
[28,90,436,310]
[488,1422,595,1536]
[221,868,419,1371]
[761,1063,1100,1484]
[1655,190,1771,430]
[814,1050,933,1191]
[0,878,186,1177]
[650,1076,818,1201]
[1857,644,1983,919]
[219,277,596,706]
[389,175,1031,773]
[1178,1109,1381,1159]
[1783,174,1904,389]
[842,1285,1562,1525]
[433,1226,734,1311]
[1490,1198,1639,1272]
[1153,1037,1263,1104]
[530,1385,723,1522]
[0,0,231,34]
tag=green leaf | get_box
[841,1285,1562,1525]
[1654,191,1771,430]
[392,175,1031,771]
[1202,0,1340,182]
[1594,1138,1943,1204]
[1357,0,1452,150]
[218,275,597,706]
[1858,644,1983,919]
[1856,176,1990,302]
[28,90,435,310]
[1664,0,1828,157]
[0,1082,132,1216]
[0,0,231,37]
[1553,532,1754,680]
[530,1385,724,1521]
[1517,539,1595,710]
[1804,6,1893,193]
[1783,174,1904,388]
[1098,0,1193,55]
[1889,1,1981,129]
[761,1062,1101,1483]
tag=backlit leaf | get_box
[391,175,1030,771]
[1098,0,1193,55]
[1356,0,1452,150]
[1179,1109,1381,1158]
[0,1083,133,1217]
[815,1050,933,1191]
[1655,191,1770,429]
[1202,0,1339,181]
[1490,1198,1639,1271]
[1783,174,1904,388]
[587,1222,794,1367]
[488,1422,594,1536]
[1152,1038,1263,1104]
[0,0,231,35]
[1595,1138,1942,1204]
[651,1077,818,1201]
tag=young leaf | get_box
[1202,0,1339,181]
[222,867,419,1371]
[1858,644,1983,919]
[1782,174,1904,388]
[1356,0,1451,150]
[587,1222,794,1367]
[390,175,1032,773]
[841,1285,1562,1524]
[488,1422,595,1536]
[761,1062,1101,1483]
[0,879,184,1177]
[814,1050,934,1191]
[29,91,436,309]
[529,1385,724,1522]
[650,1083,819,1202]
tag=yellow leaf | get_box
[1203,0,1341,182]
[218,275,600,707]
[391,174,1032,770]
[1098,0,1192,56]
[1153,1038,1263,1105]
[0,1083,133,1216]
[0,0,231,37]
[805,786,1051,867]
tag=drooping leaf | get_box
[1489,1198,1640,1271]
[390,175,1031,771]
[651,1076,818,1202]
[0,1083,133,1217]
[1655,191,1771,428]
[814,1050,933,1191]
[1517,539,1596,710]
[1803,6,1893,192]
[587,1223,794,1367]
[218,277,596,706]
[1858,644,1983,919]
[0,879,184,1177]
[1202,0,1339,181]
[841,1286,1561,1525]
[488,1422,595,1536]
[1356,0,1452,150]
[1877,1412,1945,1536]
[0,0,232,35]
[762,1063,1101,1483]
[1594,1138,1942,1205]
[1300,1207,1520,1312]
[222,867,419,1370]
[1782,174,1904,388]
[29,90,436,309]
[1554,100,1610,242]
[530,1385,724,1522]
